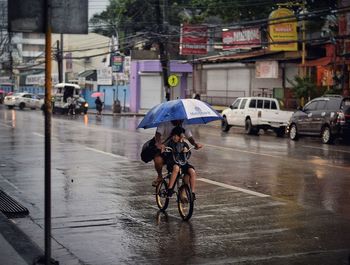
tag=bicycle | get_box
[155,145,195,221]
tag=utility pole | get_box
[56,34,64,83]
[9,32,13,91]
[155,0,170,101]
[60,33,63,82]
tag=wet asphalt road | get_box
[1,106,350,265]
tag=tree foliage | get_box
[89,0,339,55]
[287,76,317,103]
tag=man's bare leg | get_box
[152,155,164,186]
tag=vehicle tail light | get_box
[336,111,345,125]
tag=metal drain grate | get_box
[0,190,29,218]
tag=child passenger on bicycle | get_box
[164,126,197,200]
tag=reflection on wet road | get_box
[1,108,350,264]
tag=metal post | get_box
[123,88,126,112]
[57,40,62,83]
[9,33,14,92]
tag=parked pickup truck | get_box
[221,97,294,137]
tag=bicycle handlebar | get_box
[164,145,195,165]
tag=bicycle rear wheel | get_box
[156,179,169,211]
[177,184,194,221]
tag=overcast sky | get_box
[89,0,109,19]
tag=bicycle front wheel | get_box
[156,179,169,211]
[177,184,194,221]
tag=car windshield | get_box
[341,98,350,114]
[12,93,22,97]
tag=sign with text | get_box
[256,61,279,78]
[8,0,88,34]
[97,67,112,85]
[26,74,58,85]
[268,8,298,51]
[222,28,261,50]
[180,24,208,55]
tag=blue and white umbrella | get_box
[137,99,222,129]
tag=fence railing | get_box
[202,90,246,106]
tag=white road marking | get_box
[33,132,44,137]
[85,147,128,160]
[198,178,270,198]
[0,121,12,128]
[303,145,350,154]
[205,143,350,170]
[205,143,280,158]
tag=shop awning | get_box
[303,56,350,67]
[303,57,332,66]
[78,70,96,81]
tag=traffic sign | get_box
[168,75,179,87]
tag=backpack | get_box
[140,137,158,163]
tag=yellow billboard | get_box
[268,8,298,51]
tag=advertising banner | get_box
[111,54,124,73]
[222,28,261,50]
[97,67,112,85]
[180,24,208,55]
[268,8,298,51]
[256,61,279,78]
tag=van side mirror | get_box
[230,105,233,109]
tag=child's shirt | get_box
[165,139,190,166]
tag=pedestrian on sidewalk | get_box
[95,96,103,116]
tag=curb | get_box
[0,212,43,264]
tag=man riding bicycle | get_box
[152,120,202,187]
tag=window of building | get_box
[23,33,44,39]
[22,44,45,52]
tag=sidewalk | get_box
[0,212,43,265]
[88,104,225,117]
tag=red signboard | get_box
[180,24,208,55]
[222,28,261,50]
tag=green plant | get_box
[287,76,317,104]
